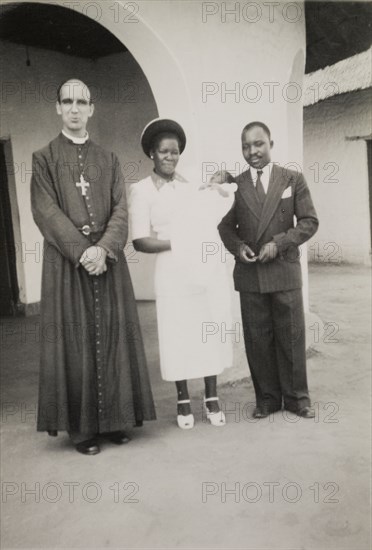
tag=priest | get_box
[31,78,156,455]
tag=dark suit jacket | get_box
[218,163,319,293]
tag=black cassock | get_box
[31,133,156,435]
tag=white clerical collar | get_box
[62,130,89,144]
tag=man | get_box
[218,122,319,419]
[31,79,156,454]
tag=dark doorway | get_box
[367,140,372,253]
[0,139,20,315]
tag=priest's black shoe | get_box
[48,430,58,437]
[296,406,315,419]
[105,431,131,445]
[75,439,100,455]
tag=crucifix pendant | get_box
[76,173,90,196]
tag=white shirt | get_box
[250,162,272,194]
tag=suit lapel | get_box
[237,170,261,221]
[256,164,290,242]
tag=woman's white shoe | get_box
[204,397,226,427]
[177,399,194,430]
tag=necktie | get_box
[255,170,266,205]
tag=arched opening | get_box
[1,0,195,306]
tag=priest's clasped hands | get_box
[79,246,107,276]
[239,242,278,264]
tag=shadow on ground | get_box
[0,264,370,549]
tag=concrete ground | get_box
[1,264,371,549]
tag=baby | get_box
[170,171,236,369]
[171,170,237,287]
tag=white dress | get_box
[129,175,234,382]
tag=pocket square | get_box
[281,187,292,199]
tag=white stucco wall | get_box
[131,0,306,171]
[304,89,372,264]
[2,0,309,305]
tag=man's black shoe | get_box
[48,430,58,437]
[75,439,100,455]
[284,406,315,419]
[253,406,280,419]
[253,405,281,418]
[296,406,315,419]
[253,407,269,419]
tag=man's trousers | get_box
[239,289,310,412]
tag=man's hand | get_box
[258,242,278,263]
[238,244,257,263]
[80,246,107,276]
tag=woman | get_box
[129,119,231,429]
